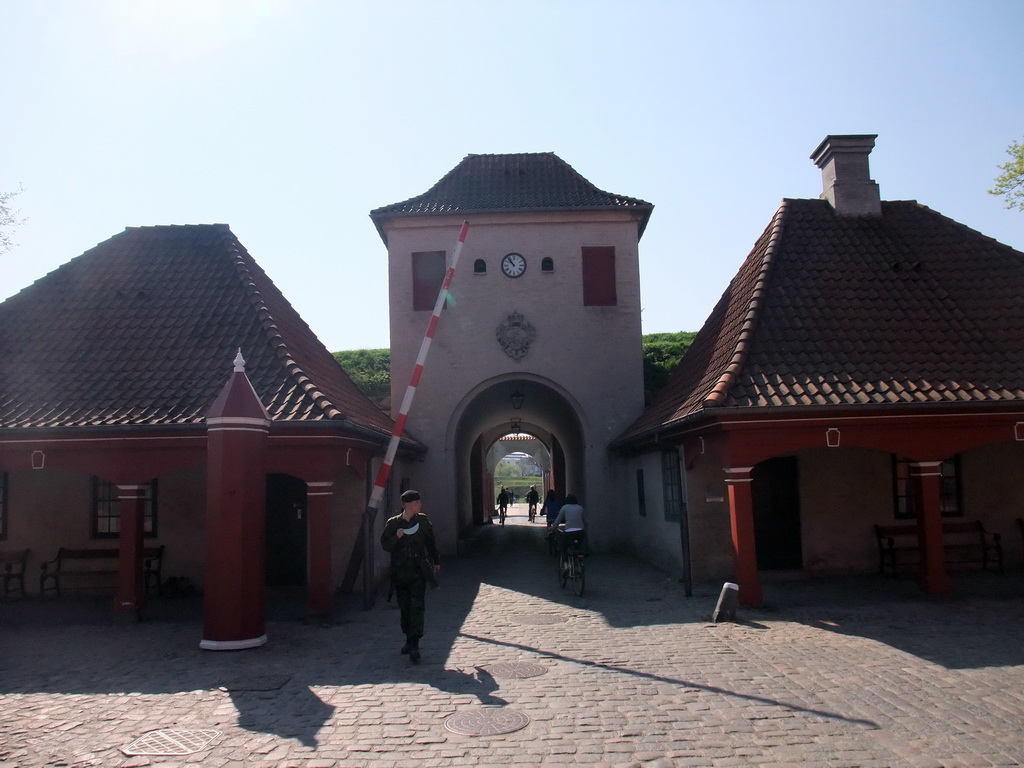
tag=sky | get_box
[2,1,1022,353]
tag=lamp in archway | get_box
[510,419,521,434]
[510,389,524,410]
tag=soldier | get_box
[380,490,440,662]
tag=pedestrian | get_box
[541,489,562,555]
[380,489,440,662]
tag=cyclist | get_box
[526,485,539,522]
[496,487,510,524]
[549,493,586,567]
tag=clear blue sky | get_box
[3,1,1022,352]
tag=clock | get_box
[501,252,526,278]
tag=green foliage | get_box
[333,348,390,401]
[332,331,696,407]
[989,137,1024,211]
[642,331,696,403]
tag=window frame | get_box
[892,456,963,520]
[92,477,158,539]
[661,449,682,523]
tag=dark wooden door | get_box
[265,474,307,587]
[751,456,803,570]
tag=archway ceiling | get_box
[455,379,580,450]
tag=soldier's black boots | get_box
[401,635,421,660]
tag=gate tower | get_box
[370,153,653,554]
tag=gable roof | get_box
[0,224,410,445]
[614,198,1024,449]
[369,152,653,242]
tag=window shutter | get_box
[582,246,617,306]
[412,251,447,311]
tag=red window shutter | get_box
[412,251,446,311]
[582,246,617,306]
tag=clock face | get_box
[501,252,526,278]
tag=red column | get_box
[201,352,271,650]
[725,467,763,606]
[912,461,953,595]
[115,484,147,615]
[306,481,334,617]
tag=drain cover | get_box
[445,708,530,736]
[481,662,548,679]
[509,613,566,625]
[122,728,221,756]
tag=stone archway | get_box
[449,377,586,534]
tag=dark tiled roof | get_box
[0,224,405,442]
[615,199,1024,446]
[370,152,653,240]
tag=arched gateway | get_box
[370,153,654,555]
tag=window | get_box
[892,456,962,520]
[473,258,487,274]
[541,257,554,272]
[0,472,7,540]
[636,468,646,517]
[582,246,616,306]
[92,478,158,538]
[412,251,446,311]
[661,449,682,523]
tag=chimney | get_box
[810,134,881,217]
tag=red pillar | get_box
[725,467,763,606]
[912,461,953,595]
[114,484,147,616]
[201,352,271,650]
[306,481,334,617]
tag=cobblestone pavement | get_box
[3,507,1024,767]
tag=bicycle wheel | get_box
[572,556,585,596]
[558,555,568,588]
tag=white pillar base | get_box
[199,634,268,651]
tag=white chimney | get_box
[810,134,881,217]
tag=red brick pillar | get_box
[911,461,953,595]
[306,481,334,617]
[201,351,271,650]
[725,466,763,606]
[114,484,147,615]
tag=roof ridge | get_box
[703,200,790,408]
[221,230,344,421]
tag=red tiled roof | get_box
[370,152,653,242]
[614,199,1024,447]
[0,224,411,444]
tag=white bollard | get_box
[712,582,739,623]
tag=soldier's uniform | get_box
[380,496,439,658]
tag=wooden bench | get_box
[39,546,164,599]
[1,548,29,599]
[874,521,1002,575]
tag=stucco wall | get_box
[385,211,646,555]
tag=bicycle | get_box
[499,505,507,525]
[556,535,586,596]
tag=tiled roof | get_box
[615,199,1024,447]
[369,152,653,241]
[0,224,409,443]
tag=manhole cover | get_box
[445,708,530,736]
[481,662,548,679]
[509,613,566,625]
[122,728,221,756]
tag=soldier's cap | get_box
[401,490,421,503]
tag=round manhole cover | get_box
[510,613,566,625]
[445,708,531,736]
[481,662,548,679]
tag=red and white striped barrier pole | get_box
[362,220,469,607]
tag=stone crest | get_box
[496,311,536,360]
